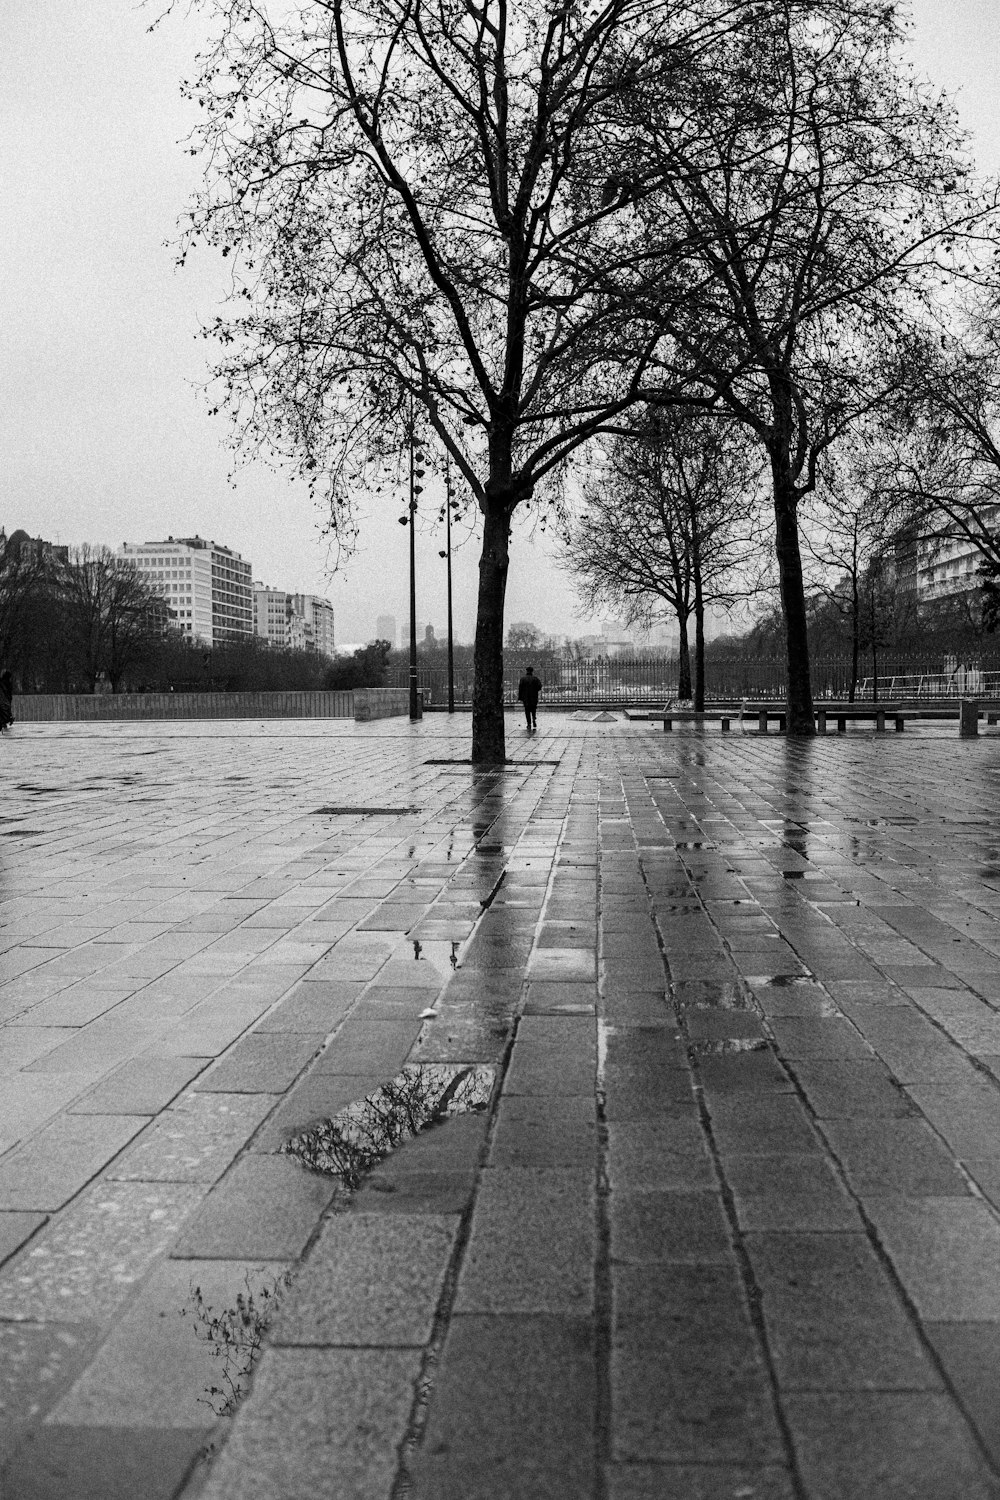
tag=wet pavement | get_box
[1,712,1000,1497]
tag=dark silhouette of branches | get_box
[175,0,768,761]
[58,546,166,692]
[561,409,766,706]
[612,0,998,729]
[881,316,1000,629]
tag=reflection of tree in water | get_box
[283,1063,495,1188]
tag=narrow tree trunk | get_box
[871,605,879,703]
[471,504,511,763]
[849,540,859,702]
[676,614,692,700]
[771,458,815,735]
[849,594,859,703]
[693,573,706,712]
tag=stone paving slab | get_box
[454,1166,595,1314]
[271,1212,457,1346]
[784,1392,998,1499]
[170,1155,337,1260]
[0,1114,149,1212]
[407,1315,597,1500]
[106,1091,277,1184]
[3,718,1000,1498]
[2,1425,206,1500]
[46,1258,284,1430]
[68,1056,210,1115]
[193,1347,421,1500]
[0,1181,203,1321]
[612,1262,785,1464]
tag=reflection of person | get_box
[517,665,541,731]
[0,670,13,733]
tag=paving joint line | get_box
[633,763,808,1497]
[593,769,615,1500]
[389,764,570,1495]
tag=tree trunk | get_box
[471,504,511,763]
[676,614,692,700]
[693,574,706,712]
[771,457,815,734]
[849,602,859,703]
[871,597,879,703]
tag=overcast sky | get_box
[2,1,998,645]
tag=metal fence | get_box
[390,653,1000,705]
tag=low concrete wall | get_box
[11,690,355,722]
[353,687,422,721]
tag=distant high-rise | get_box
[119,535,253,646]
[376,613,397,645]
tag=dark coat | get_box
[517,672,541,708]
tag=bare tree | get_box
[803,439,906,700]
[59,547,166,692]
[0,530,62,690]
[562,409,765,707]
[175,0,775,761]
[615,0,996,730]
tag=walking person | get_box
[517,664,541,731]
[0,670,13,733]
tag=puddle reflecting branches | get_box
[284,1062,495,1187]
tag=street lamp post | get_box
[443,461,455,713]
[408,407,420,721]
[398,401,423,720]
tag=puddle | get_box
[284,1063,495,1186]
[672,979,757,1011]
[423,759,561,768]
[750,972,818,988]
[312,805,419,816]
[411,938,461,971]
[687,1037,771,1056]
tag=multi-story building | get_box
[298,594,336,657]
[254,585,294,648]
[119,536,253,646]
[376,613,397,646]
[254,586,335,657]
[912,504,1000,604]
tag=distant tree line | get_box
[0,532,393,694]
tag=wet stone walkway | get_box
[0,715,1000,1497]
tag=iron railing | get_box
[389,653,1000,705]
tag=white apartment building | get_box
[913,504,1000,603]
[300,595,336,657]
[254,586,336,657]
[119,536,253,646]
